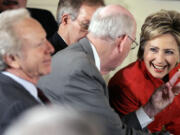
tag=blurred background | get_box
[27,0,180,82]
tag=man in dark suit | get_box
[50,0,105,54]
[38,4,180,135]
[0,0,58,39]
[0,8,54,134]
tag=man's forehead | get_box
[14,17,45,38]
[14,17,34,30]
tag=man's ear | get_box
[61,14,71,25]
[3,54,20,69]
[116,35,128,53]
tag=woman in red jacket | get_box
[108,9,180,134]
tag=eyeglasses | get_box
[77,20,90,32]
[128,35,139,50]
[79,22,89,31]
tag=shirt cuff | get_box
[136,107,154,128]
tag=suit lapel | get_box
[0,73,39,104]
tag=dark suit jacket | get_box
[0,73,40,135]
[38,38,165,135]
[49,32,68,55]
[27,8,58,39]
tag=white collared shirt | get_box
[90,42,100,71]
[2,71,40,102]
[89,42,153,128]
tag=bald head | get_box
[87,4,137,74]
[100,4,133,19]
[88,4,136,40]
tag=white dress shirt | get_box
[89,42,153,128]
[90,42,100,71]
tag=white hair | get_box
[88,7,134,40]
[0,8,30,70]
[4,104,103,135]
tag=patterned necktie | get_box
[37,88,50,104]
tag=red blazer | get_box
[108,60,180,134]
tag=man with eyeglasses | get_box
[50,0,105,54]
[38,4,180,135]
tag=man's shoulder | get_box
[51,54,92,80]
[0,73,15,86]
[0,73,38,104]
[53,43,94,69]
[44,38,101,84]
[27,7,52,15]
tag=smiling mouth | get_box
[3,0,18,5]
[151,63,167,73]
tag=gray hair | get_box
[0,8,30,71]
[56,0,105,25]
[88,7,134,40]
[56,3,79,25]
[4,104,103,135]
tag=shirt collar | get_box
[89,42,100,71]
[2,71,40,102]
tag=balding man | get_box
[38,4,180,135]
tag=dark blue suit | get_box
[0,73,40,135]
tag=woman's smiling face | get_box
[143,33,180,79]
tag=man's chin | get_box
[42,68,52,76]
